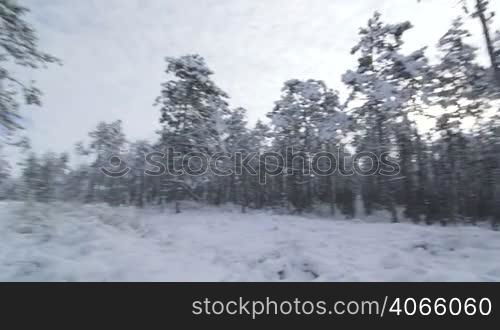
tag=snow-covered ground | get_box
[0,201,499,282]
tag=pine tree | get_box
[429,17,492,225]
[433,17,490,114]
[343,12,428,222]
[35,152,69,203]
[127,140,152,208]
[474,112,500,229]
[250,120,272,209]
[86,120,127,205]
[268,79,342,214]
[0,0,59,136]
[220,107,251,211]
[462,0,500,86]
[155,54,230,213]
[21,152,42,202]
[62,164,90,203]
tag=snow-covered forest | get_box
[0,0,499,281]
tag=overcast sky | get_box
[17,0,493,156]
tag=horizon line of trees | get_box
[0,1,499,227]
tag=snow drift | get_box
[0,201,499,282]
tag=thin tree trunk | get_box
[475,0,500,85]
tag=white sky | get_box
[15,0,494,156]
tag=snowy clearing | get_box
[0,201,499,282]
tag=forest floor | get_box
[0,201,499,281]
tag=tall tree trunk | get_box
[475,0,500,86]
